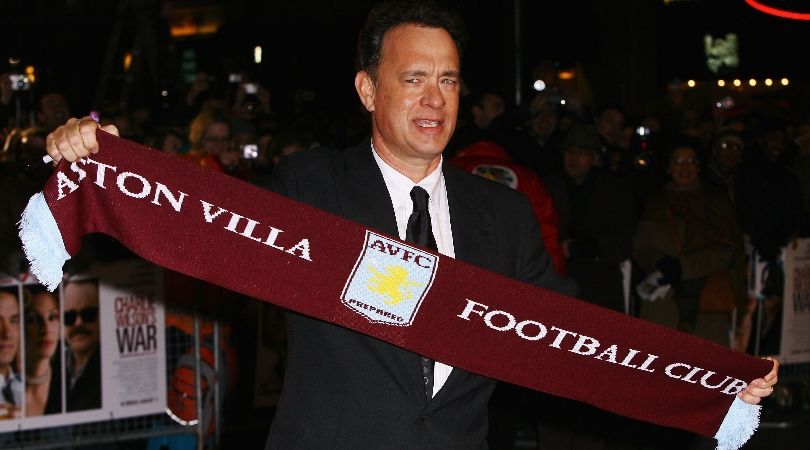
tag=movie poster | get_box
[780,239,810,364]
[0,259,166,431]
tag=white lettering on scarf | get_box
[457,299,746,394]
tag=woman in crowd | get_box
[184,109,235,172]
[23,286,62,416]
[633,136,746,343]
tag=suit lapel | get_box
[443,163,496,269]
[334,140,399,236]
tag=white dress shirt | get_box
[372,146,455,397]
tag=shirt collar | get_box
[371,142,443,208]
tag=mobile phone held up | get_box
[241,144,258,160]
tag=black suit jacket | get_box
[66,347,101,412]
[262,140,573,449]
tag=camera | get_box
[9,74,30,91]
[241,144,258,160]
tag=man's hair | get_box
[356,0,468,81]
[63,278,99,304]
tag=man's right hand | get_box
[46,116,119,163]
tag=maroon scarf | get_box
[20,131,771,449]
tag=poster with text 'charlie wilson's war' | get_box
[0,259,166,431]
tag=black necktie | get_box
[405,186,437,398]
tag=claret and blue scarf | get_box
[20,131,771,450]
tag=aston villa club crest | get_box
[342,231,439,326]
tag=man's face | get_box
[564,147,599,183]
[597,108,624,145]
[0,292,20,371]
[763,130,786,161]
[713,138,743,170]
[529,97,558,140]
[63,281,100,354]
[669,146,700,189]
[356,24,460,168]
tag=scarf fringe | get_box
[17,192,70,291]
[714,397,761,450]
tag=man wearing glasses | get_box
[63,278,101,411]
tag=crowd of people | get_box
[0,0,789,448]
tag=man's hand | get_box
[738,356,779,405]
[45,116,119,163]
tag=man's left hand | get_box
[738,356,779,405]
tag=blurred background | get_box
[1,0,809,124]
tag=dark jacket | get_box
[261,140,574,449]
[66,347,101,412]
[544,169,636,312]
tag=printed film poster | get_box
[780,240,810,364]
[0,259,166,431]
[749,247,787,358]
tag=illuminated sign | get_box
[704,33,739,74]
[165,2,223,38]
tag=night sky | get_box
[2,0,809,119]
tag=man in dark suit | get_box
[260,2,573,448]
[44,1,574,447]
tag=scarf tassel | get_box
[17,192,69,291]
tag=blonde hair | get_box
[188,109,230,153]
